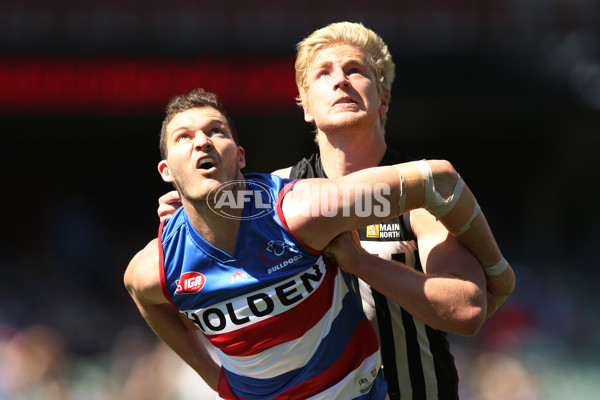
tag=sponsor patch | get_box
[361,219,403,241]
[231,270,249,284]
[366,224,380,238]
[175,272,206,294]
[259,240,297,262]
[357,366,379,394]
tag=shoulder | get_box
[124,238,165,304]
[271,166,292,178]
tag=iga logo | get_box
[175,272,206,294]
[207,180,274,220]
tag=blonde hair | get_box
[295,21,395,128]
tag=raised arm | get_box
[124,239,220,391]
[282,159,515,304]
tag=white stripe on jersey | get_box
[304,352,382,400]
[359,239,422,398]
[216,267,350,379]
[413,317,438,399]
[387,297,412,397]
[199,258,327,335]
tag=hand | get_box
[158,190,182,221]
[485,291,508,319]
[323,230,366,275]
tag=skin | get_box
[142,103,511,400]
[125,107,246,391]
[155,44,513,334]
[275,43,498,332]
[158,107,246,253]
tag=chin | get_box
[327,115,368,130]
[178,180,218,203]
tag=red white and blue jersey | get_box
[159,173,387,400]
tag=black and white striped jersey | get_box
[289,147,459,400]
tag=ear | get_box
[237,146,246,170]
[379,95,389,115]
[158,160,174,183]
[303,104,315,123]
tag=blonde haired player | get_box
[277,21,515,399]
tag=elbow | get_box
[437,159,459,183]
[428,160,460,200]
[455,290,487,336]
[438,305,485,337]
[459,307,486,336]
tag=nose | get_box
[194,131,213,151]
[332,69,350,90]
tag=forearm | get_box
[394,161,516,298]
[350,253,485,336]
[290,158,516,301]
[137,302,220,391]
[486,291,509,319]
[124,244,221,391]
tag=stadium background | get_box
[1,1,599,398]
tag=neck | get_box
[315,126,387,178]
[183,197,243,256]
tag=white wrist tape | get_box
[485,257,509,276]
[453,202,481,236]
[413,160,481,236]
[414,160,460,217]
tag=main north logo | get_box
[207,179,274,220]
[363,222,402,240]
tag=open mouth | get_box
[197,157,216,170]
[334,98,357,106]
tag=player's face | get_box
[303,44,388,133]
[158,107,245,201]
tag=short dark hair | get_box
[159,88,238,159]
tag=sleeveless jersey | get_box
[159,173,388,400]
[289,149,459,400]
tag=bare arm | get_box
[283,159,515,308]
[157,190,182,221]
[324,210,486,336]
[283,160,463,249]
[124,239,220,391]
[409,208,487,332]
[271,166,292,178]
[452,212,515,318]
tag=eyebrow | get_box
[312,56,370,71]
[170,119,230,137]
